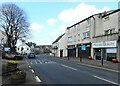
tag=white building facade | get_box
[58,33,67,57]
[52,8,120,61]
[52,34,67,57]
[17,41,30,55]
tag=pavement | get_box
[50,56,119,72]
[1,58,40,85]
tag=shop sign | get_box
[92,41,116,48]
[81,45,86,50]
[4,47,10,51]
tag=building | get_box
[26,42,36,52]
[53,8,120,62]
[52,34,66,57]
[92,9,120,61]
[66,8,120,61]
[58,33,67,57]
[35,45,52,54]
[66,14,98,58]
[17,40,30,55]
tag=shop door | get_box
[68,49,76,57]
[60,50,63,57]
[78,47,90,58]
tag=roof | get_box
[67,8,120,30]
[52,33,65,44]
[102,8,120,18]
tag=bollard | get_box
[80,57,82,62]
[101,57,103,66]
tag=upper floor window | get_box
[83,32,90,39]
[76,24,80,31]
[78,34,80,36]
[105,30,109,35]
[68,36,72,43]
[86,19,90,27]
[105,28,115,35]
[103,16,109,22]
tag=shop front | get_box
[67,45,76,57]
[77,43,91,58]
[92,41,117,61]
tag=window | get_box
[86,19,90,27]
[110,28,115,34]
[105,28,115,35]
[77,24,80,31]
[103,16,109,22]
[72,35,76,42]
[68,36,72,43]
[78,34,80,36]
[83,32,90,39]
[105,30,109,35]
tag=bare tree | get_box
[0,3,30,52]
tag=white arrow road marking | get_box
[35,76,42,83]
[38,60,42,64]
[61,64,78,71]
[29,66,31,68]
[93,75,119,85]
[31,69,34,73]
[35,60,38,64]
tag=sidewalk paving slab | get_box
[50,56,119,72]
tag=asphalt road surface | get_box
[25,54,119,85]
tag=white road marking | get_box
[35,76,42,83]
[29,66,31,68]
[45,62,48,63]
[30,61,33,64]
[93,75,119,85]
[25,60,29,66]
[38,60,42,64]
[77,63,119,73]
[35,60,38,64]
[25,60,28,63]
[31,69,35,73]
[61,64,78,71]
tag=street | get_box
[25,55,119,85]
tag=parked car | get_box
[14,52,23,60]
[5,53,14,60]
[28,52,36,58]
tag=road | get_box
[26,54,119,85]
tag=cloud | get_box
[58,3,110,24]
[29,23,43,32]
[47,18,57,25]
[59,25,69,31]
